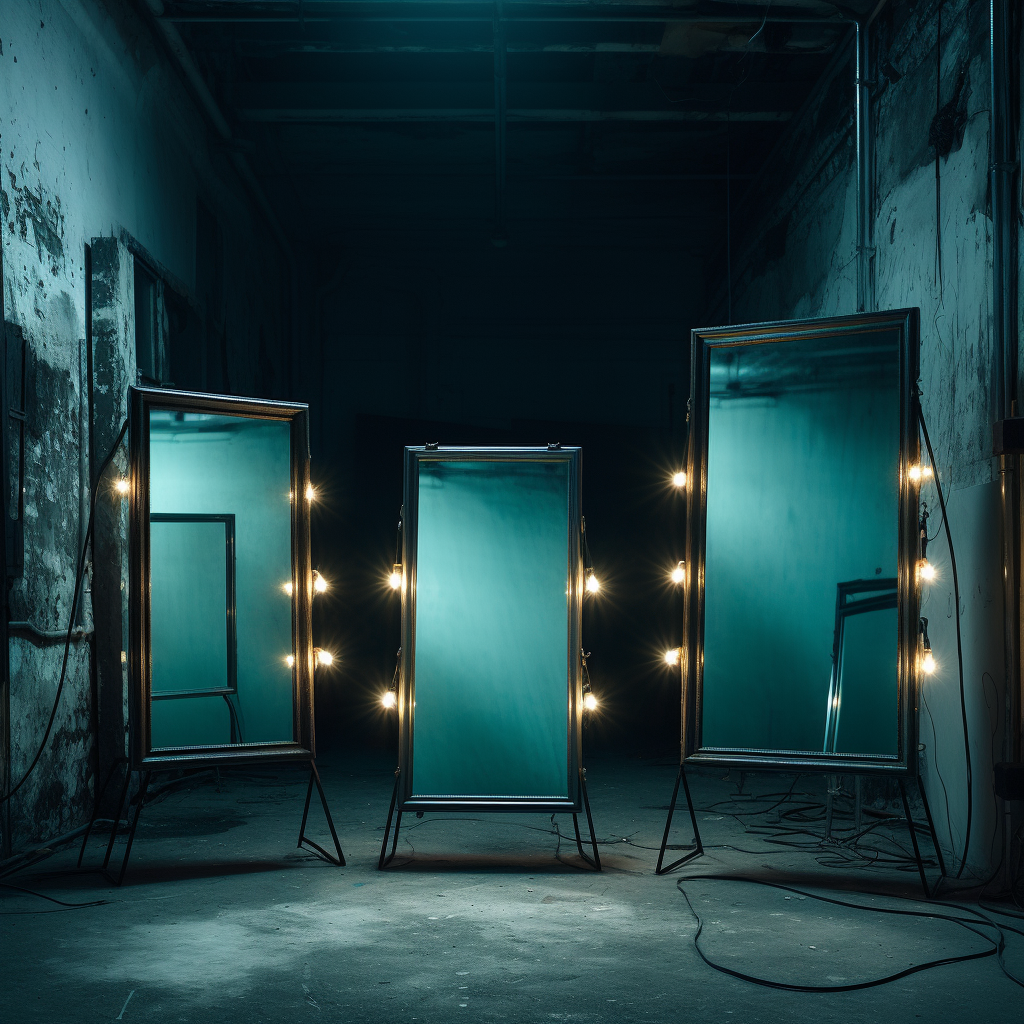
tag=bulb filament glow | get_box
[283,581,294,596]
[583,692,597,712]
[285,654,295,668]
[305,483,316,501]
[664,648,680,666]
[671,561,685,584]
[672,471,687,488]
[315,649,333,667]
[918,559,936,582]
[313,571,328,594]
[115,477,130,495]
[585,570,600,594]
[382,691,397,709]
[921,650,936,674]
[389,564,403,590]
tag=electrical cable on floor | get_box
[0,880,112,911]
[1,419,129,806]
[675,874,1024,991]
[918,403,972,878]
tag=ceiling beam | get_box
[233,80,802,122]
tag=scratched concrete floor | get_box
[2,752,1021,1023]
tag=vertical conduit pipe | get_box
[493,2,508,245]
[990,0,1021,776]
[855,17,874,313]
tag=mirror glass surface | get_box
[700,331,900,757]
[412,459,570,799]
[148,410,293,749]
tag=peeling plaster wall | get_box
[714,0,1011,877]
[0,0,291,851]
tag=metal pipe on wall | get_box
[855,17,874,314]
[492,2,508,245]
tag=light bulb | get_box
[389,564,402,590]
[313,571,328,594]
[583,692,598,712]
[115,477,130,495]
[671,561,685,584]
[672,471,687,488]
[282,581,294,596]
[586,571,600,594]
[918,559,936,582]
[382,691,397,709]
[316,649,333,667]
[305,483,316,501]
[908,464,922,482]
[921,650,936,674]
[664,648,680,666]
[285,654,295,668]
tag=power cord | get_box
[918,403,971,878]
[676,874,1024,991]
[1,419,129,805]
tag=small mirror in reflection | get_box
[148,411,294,749]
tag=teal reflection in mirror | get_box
[412,459,570,799]
[701,331,900,756]
[823,581,899,756]
[148,411,293,749]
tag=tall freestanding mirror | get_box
[658,310,944,893]
[378,445,600,869]
[81,387,343,884]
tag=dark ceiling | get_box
[152,1,873,253]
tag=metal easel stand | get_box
[656,762,704,875]
[378,766,602,871]
[79,759,344,886]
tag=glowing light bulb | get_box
[389,564,402,590]
[583,692,598,712]
[921,650,936,674]
[316,649,333,667]
[671,561,685,584]
[586,571,600,594]
[305,484,316,501]
[283,581,294,596]
[672,471,687,488]
[908,464,922,482]
[918,559,936,582]
[285,654,295,668]
[313,571,328,594]
[114,477,130,495]
[664,648,680,666]
[382,691,397,709]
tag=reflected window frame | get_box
[128,386,315,769]
[398,445,584,813]
[681,310,921,775]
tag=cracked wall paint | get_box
[1,0,291,849]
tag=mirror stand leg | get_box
[297,761,346,866]
[378,768,402,869]
[914,774,948,879]
[656,763,704,875]
[898,776,939,898]
[105,769,151,888]
[571,768,601,870]
[101,762,135,871]
[78,756,128,868]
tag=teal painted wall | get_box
[149,416,293,748]
[701,376,900,753]
[412,460,570,799]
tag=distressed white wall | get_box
[0,0,290,847]
[718,0,1010,877]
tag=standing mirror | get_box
[378,445,600,868]
[128,388,315,766]
[658,311,939,885]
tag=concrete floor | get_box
[2,752,1021,1023]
